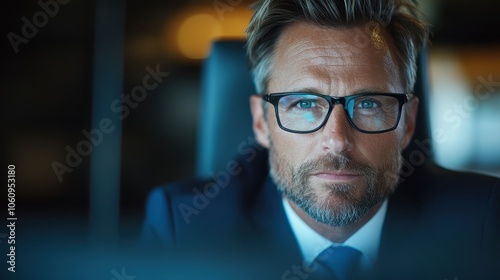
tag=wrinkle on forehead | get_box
[276,23,393,73]
[270,22,402,94]
[279,38,365,67]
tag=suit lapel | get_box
[248,176,304,275]
[376,164,442,279]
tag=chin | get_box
[305,186,378,227]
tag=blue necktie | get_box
[313,245,367,280]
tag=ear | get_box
[250,95,270,148]
[401,96,419,150]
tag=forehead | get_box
[269,22,402,94]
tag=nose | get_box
[320,106,354,154]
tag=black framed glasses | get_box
[259,92,413,134]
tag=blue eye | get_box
[298,100,316,108]
[359,99,377,109]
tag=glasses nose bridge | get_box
[323,96,351,127]
[326,96,347,109]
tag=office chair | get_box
[196,40,257,177]
[196,39,433,178]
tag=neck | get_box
[287,199,382,243]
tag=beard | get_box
[269,144,402,227]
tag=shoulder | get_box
[141,147,270,248]
[389,163,500,237]
[381,163,500,278]
[407,163,500,251]
[150,146,269,205]
[413,163,500,206]
[398,161,499,202]
[417,165,500,243]
[391,162,500,225]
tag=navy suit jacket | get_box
[141,148,500,279]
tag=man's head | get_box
[247,0,429,227]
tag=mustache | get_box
[298,154,376,177]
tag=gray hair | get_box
[246,0,430,94]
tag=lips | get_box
[311,171,361,181]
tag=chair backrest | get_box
[196,39,431,177]
[196,40,256,177]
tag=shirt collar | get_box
[282,197,388,266]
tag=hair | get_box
[245,0,430,94]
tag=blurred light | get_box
[429,46,500,176]
[165,6,253,60]
[177,13,221,59]
[220,16,251,37]
[429,49,473,169]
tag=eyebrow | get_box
[286,87,390,95]
[352,87,389,94]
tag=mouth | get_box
[310,171,361,182]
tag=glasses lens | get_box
[277,94,330,132]
[346,94,401,132]
[273,93,403,133]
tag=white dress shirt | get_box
[282,197,388,268]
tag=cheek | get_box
[357,132,402,166]
[268,122,317,167]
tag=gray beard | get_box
[269,149,401,227]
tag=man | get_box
[141,1,500,279]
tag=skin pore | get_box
[250,22,418,243]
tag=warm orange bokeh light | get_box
[169,6,253,60]
[177,13,222,60]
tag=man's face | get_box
[250,22,418,227]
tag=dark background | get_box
[1,0,499,279]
